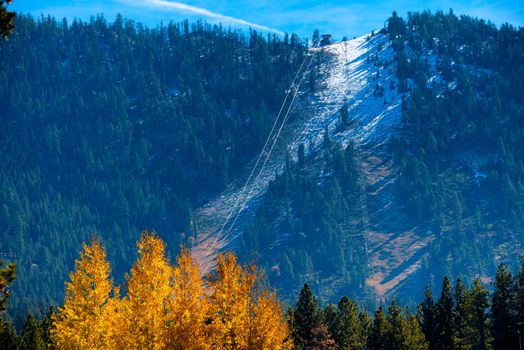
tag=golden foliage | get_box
[121,231,172,350]
[52,232,291,350]
[207,252,292,350]
[168,246,210,350]
[51,239,119,350]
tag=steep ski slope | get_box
[191,33,424,297]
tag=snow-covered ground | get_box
[191,33,403,273]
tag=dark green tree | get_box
[452,278,473,349]
[339,103,349,128]
[435,277,454,350]
[333,296,365,350]
[469,278,490,350]
[0,318,20,350]
[20,315,46,350]
[491,264,517,350]
[293,284,321,349]
[312,29,320,48]
[419,287,437,350]
[385,302,406,350]
[368,306,388,350]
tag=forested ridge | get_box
[0,14,305,316]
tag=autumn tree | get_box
[0,260,15,312]
[309,325,338,350]
[207,252,291,350]
[207,252,251,349]
[250,290,293,350]
[0,0,15,38]
[168,247,210,350]
[121,231,172,350]
[52,239,119,350]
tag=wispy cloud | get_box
[119,0,284,34]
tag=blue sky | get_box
[11,0,524,39]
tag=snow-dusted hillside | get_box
[191,33,406,282]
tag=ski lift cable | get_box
[197,52,313,272]
[213,51,312,241]
[223,51,316,241]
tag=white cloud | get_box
[119,0,284,34]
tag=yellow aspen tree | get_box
[167,247,210,350]
[207,252,254,350]
[249,290,293,350]
[121,230,172,350]
[52,239,119,350]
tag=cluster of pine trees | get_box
[290,260,524,350]
[289,283,426,350]
[0,13,306,316]
[387,10,524,284]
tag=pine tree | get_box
[435,277,454,350]
[333,296,365,350]
[339,104,349,128]
[469,278,490,350]
[517,258,524,350]
[0,318,20,350]
[21,315,46,350]
[368,306,388,350]
[293,284,320,349]
[452,278,473,349]
[491,264,517,350]
[312,29,320,48]
[419,287,437,350]
[402,309,428,350]
[385,301,405,350]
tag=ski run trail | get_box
[191,33,431,298]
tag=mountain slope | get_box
[194,12,524,303]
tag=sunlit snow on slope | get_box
[293,33,401,155]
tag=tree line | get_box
[3,235,524,349]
